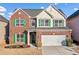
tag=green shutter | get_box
[23,20,26,27]
[24,33,26,44]
[13,19,16,27]
[13,34,16,43]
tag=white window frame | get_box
[53,20,64,27]
[38,19,51,27]
[15,33,24,43]
[16,17,24,27]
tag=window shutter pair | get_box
[13,19,26,27]
[13,33,26,44]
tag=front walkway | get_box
[42,46,79,55]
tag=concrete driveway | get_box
[42,46,79,55]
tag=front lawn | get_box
[0,47,42,55]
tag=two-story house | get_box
[9,5,72,47]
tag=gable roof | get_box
[13,5,66,18]
[0,15,8,23]
[51,5,67,19]
[67,10,79,20]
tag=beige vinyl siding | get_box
[36,11,52,27]
[46,5,66,27]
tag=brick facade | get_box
[9,9,30,44]
[36,29,72,47]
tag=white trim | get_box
[36,29,72,31]
[64,20,66,27]
[27,31,30,45]
[51,19,53,27]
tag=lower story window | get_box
[15,33,25,43]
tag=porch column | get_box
[27,31,30,47]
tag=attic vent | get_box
[18,12,21,14]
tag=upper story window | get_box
[38,19,51,27]
[13,18,26,27]
[31,19,35,27]
[16,20,24,26]
[53,20,64,27]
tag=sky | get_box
[0,3,79,20]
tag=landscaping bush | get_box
[66,38,73,47]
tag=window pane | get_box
[45,20,49,26]
[16,20,19,26]
[21,34,23,38]
[16,33,24,42]
[55,20,58,27]
[16,34,20,42]
[20,20,24,26]
[59,20,64,27]
[59,20,62,23]
[32,20,35,27]
[39,20,44,26]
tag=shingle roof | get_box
[14,5,66,18]
[22,9,43,17]
[58,9,66,16]
[0,15,8,23]
[67,10,79,20]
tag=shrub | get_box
[66,38,73,47]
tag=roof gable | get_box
[46,5,66,19]
[10,8,30,18]
[22,9,43,17]
[0,15,8,23]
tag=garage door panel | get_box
[41,35,66,46]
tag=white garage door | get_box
[41,35,66,46]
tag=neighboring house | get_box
[67,10,79,44]
[0,15,8,46]
[9,5,72,47]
